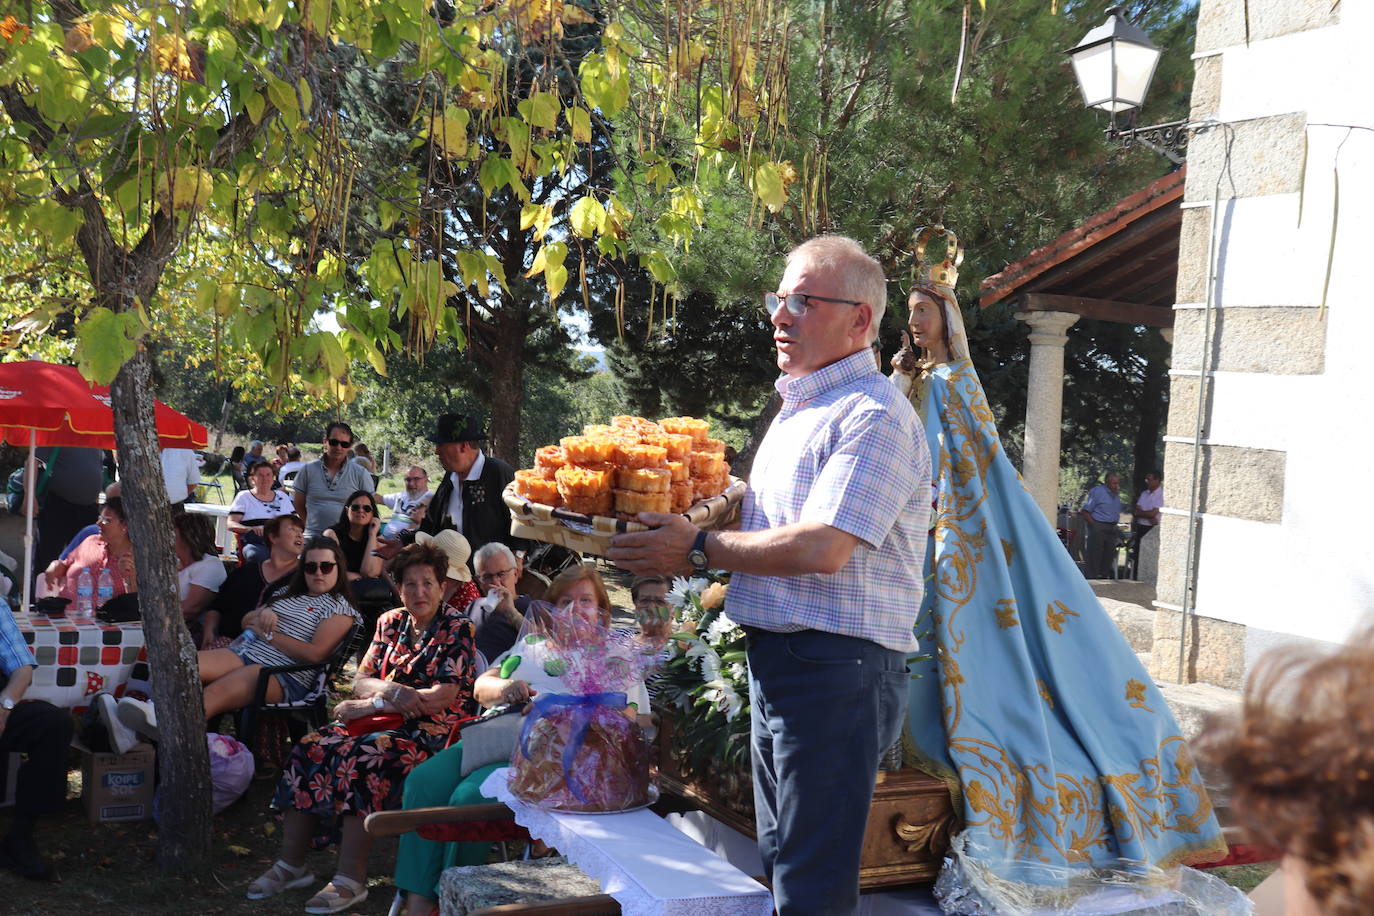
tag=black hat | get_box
[428,413,487,444]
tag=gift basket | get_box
[507,602,668,813]
[504,415,745,556]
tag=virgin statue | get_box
[891,228,1237,914]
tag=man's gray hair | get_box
[473,541,516,569]
[786,235,887,344]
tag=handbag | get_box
[343,713,404,736]
[458,703,527,777]
[6,449,58,514]
[344,648,405,736]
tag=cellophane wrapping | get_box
[508,602,668,812]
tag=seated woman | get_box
[175,512,229,649]
[246,542,478,914]
[392,564,651,916]
[324,490,383,581]
[208,514,304,643]
[414,529,480,613]
[44,497,135,603]
[228,459,295,563]
[109,537,362,751]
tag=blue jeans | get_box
[746,627,908,916]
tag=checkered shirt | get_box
[0,608,36,680]
[726,349,932,652]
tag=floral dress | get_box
[272,604,477,819]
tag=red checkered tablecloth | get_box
[15,613,150,711]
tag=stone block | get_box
[1153,510,1195,609]
[1195,0,1339,54]
[1171,307,1327,374]
[1174,207,1212,304]
[1157,681,1241,743]
[1165,375,1213,444]
[1162,441,1285,524]
[1184,113,1307,203]
[1150,606,1248,689]
[1099,596,1156,653]
[1189,55,1223,122]
[439,858,602,916]
[1137,523,1160,585]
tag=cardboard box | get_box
[80,742,155,823]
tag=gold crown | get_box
[912,226,963,290]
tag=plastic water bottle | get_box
[75,568,94,618]
[96,568,115,609]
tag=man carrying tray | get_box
[609,235,931,916]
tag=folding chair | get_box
[237,622,365,750]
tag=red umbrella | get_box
[0,361,209,609]
[0,360,207,448]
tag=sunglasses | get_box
[762,291,863,318]
[348,503,375,514]
[303,561,337,574]
[328,437,353,448]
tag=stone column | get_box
[1014,309,1079,524]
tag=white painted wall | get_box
[1177,1,1374,646]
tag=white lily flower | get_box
[667,575,710,608]
[704,611,739,644]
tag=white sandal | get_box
[303,874,369,914]
[246,859,314,899]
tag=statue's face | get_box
[907,290,945,351]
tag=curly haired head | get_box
[1196,628,1374,915]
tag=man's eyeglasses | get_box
[327,437,353,449]
[348,503,374,514]
[404,476,425,483]
[762,291,863,318]
[303,561,337,574]
[478,567,515,585]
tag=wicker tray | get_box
[503,477,746,556]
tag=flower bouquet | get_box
[650,575,755,815]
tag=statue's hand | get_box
[891,329,919,375]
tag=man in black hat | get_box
[416,413,519,556]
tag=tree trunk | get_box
[486,303,527,467]
[733,391,782,481]
[111,349,214,872]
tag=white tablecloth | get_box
[482,768,774,916]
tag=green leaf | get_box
[477,156,529,202]
[243,90,263,124]
[568,195,606,237]
[517,91,560,130]
[75,307,139,384]
[752,161,787,213]
[568,106,592,143]
[543,242,568,301]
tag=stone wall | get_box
[1157,0,1372,678]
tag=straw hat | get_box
[415,529,472,582]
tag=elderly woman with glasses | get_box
[247,542,478,914]
[43,496,136,602]
[389,564,655,916]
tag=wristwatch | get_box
[0,696,15,711]
[371,695,386,711]
[687,529,710,573]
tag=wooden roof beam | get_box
[1021,293,1174,327]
